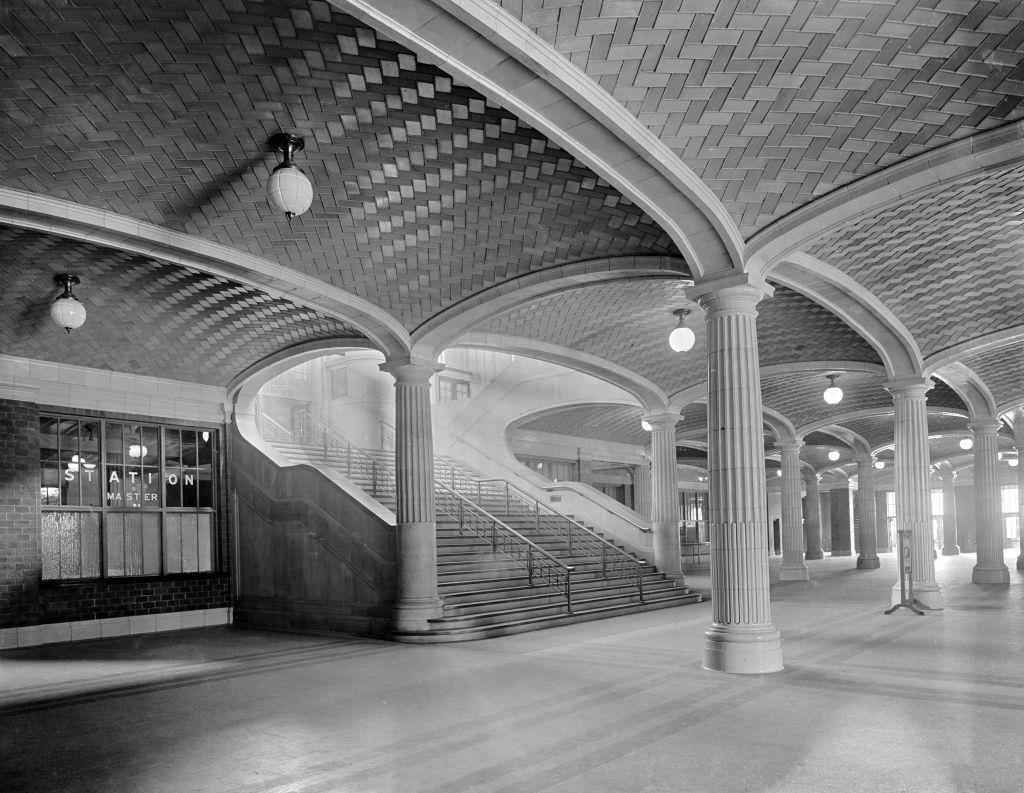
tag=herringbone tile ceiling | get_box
[496,0,1024,235]
[2,0,1023,462]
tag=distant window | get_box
[41,415,217,581]
[438,376,470,403]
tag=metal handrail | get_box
[293,411,396,499]
[468,476,647,600]
[435,483,575,612]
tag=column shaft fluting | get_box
[803,474,824,560]
[633,462,652,519]
[855,455,880,569]
[886,380,942,608]
[698,284,783,674]
[1016,415,1024,571]
[381,360,445,632]
[778,441,808,580]
[940,473,959,555]
[971,420,1010,584]
[648,414,682,578]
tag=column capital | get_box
[854,451,874,466]
[968,418,1001,434]
[642,411,680,431]
[687,272,773,303]
[692,281,770,315]
[883,377,933,398]
[774,440,803,454]
[379,356,445,384]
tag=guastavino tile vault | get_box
[1,1,1023,790]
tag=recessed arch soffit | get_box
[468,280,881,395]
[807,161,1024,359]
[950,341,1024,414]
[0,228,367,388]
[0,1,681,330]
[515,404,650,447]
[489,0,1024,237]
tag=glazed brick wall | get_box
[0,398,43,628]
[0,398,231,628]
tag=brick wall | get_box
[0,398,231,629]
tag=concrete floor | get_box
[2,550,1023,793]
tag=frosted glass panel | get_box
[197,514,213,572]
[164,515,182,574]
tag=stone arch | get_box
[337,0,742,280]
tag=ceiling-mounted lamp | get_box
[641,419,652,432]
[827,449,841,462]
[822,373,843,405]
[267,132,313,220]
[1009,457,1019,468]
[668,308,696,352]
[873,459,885,470]
[50,274,87,334]
[959,438,973,450]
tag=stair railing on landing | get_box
[436,483,575,613]
[293,410,395,499]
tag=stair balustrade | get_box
[276,411,647,604]
[435,483,575,613]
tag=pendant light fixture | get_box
[668,308,695,352]
[959,438,973,450]
[827,449,841,461]
[267,132,313,220]
[822,373,843,405]
[50,273,87,333]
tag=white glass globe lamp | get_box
[50,274,87,333]
[823,373,843,405]
[267,133,313,219]
[668,308,695,352]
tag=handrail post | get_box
[491,519,497,549]
[565,571,572,614]
[476,479,481,505]
[527,547,533,586]
[505,482,510,515]
[458,498,464,535]
[567,519,573,554]
[602,544,607,577]
[637,563,645,602]
[535,499,540,533]
[371,460,377,495]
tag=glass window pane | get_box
[41,464,61,506]
[181,430,197,468]
[124,513,144,575]
[106,514,125,576]
[142,513,161,575]
[42,513,63,580]
[79,421,101,508]
[125,466,144,509]
[80,513,101,578]
[164,514,182,574]
[106,465,125,507]
[165,467,182,507]
[181,513,199,573]
[142,466,161,507]
[164,429,181,468]
[196,469,214,509]
[197,514,213,572]
[142,426,159,467]
[105,422,124,465]
[182,470,198,508]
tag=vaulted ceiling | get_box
[1,0,1022,476]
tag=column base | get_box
[856,555,880,569]
[804,549,824,560]
[830,550,851,557]
[941,545,960,556]
[891,581,943,611]
[778,565,809,581]
[391,596,445,634]
[972,564,1010,585]
[702,623,784,674]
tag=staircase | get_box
[267,415,702,640]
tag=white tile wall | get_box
[0,608,233,650]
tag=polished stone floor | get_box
[2,550,1023,793]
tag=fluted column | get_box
[803,472,824,560]
[940,471,959,555]
[777,441,808,580]
[646,412,683,579]
[697,283,783,674]
[632,461,652,519]
[379,358,445,632]
[886,379,942,609]
[971,419,1010,584]
[855,453,880,569]
[1016,414,1024,570]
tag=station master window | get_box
[40,416,218,581]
